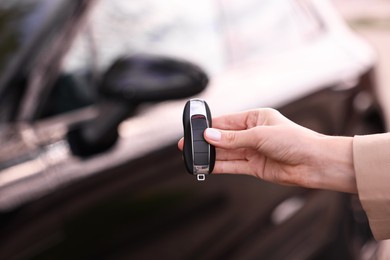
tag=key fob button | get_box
[192,130,205,141]
[193,140,208,153]
[194,152,208,165]
[191,116,207,129]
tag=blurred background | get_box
[0,0,390,259]
[332,0,390,129]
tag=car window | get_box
[0,0,86,121]
[63,0,323,76]
[0,0,66,91]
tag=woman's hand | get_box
[178,108,357,193]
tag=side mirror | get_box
[99,54,208,102]
[68,54,209,157]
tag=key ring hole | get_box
[197,174,205,181]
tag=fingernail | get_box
[205,128,221,142]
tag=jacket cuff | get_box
[353,134,390,240]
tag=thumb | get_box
[204,128,259,150]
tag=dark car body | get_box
[0,0,385,259]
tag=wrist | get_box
[314,136,357,193]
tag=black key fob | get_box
[182,99,215,181]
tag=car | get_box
[0,0,385,259]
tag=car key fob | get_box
[182,99,215,181]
